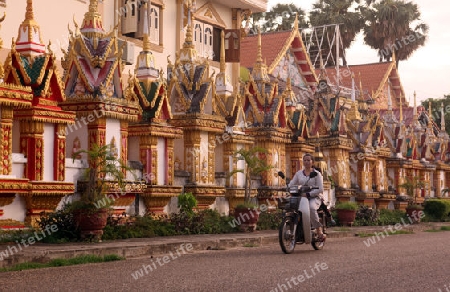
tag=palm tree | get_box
[362,0,429,67]
[309,0,365,66]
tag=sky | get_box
[268,0,450,104]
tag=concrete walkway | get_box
[1,222,448,269]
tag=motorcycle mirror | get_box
[310,171,317,178]
[277,171,285,179]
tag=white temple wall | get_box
[43,123,55,181]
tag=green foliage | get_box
[362,0,428,66]
[377,209,408,226]
[398,176,425,205]
[36,203,80,243]
[177,192,197,214]
[354,205,379,226]
[335,201,358,211]
[0,229,34,244]
[103,215,176,239]
[230,147,273,204]
[235,201,258,209]
[423,199,450,221]
[0,254,123,272]
[309,0,365,66]
[256,210,282,230]
[249,4,307,34]
[354,208,408,226]
[72,143,135,209]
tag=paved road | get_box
[2,230,449,292]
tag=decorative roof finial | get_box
[412,91,418,123]
[15,0,45,56]
[220,30,225,73]
[179,0,197,63]
[428,100,433,122]
[441,102,446,131]
[135,1,158,80]
[142,1,151,52]
[251,28,269,82]
[387,80,392,111]
[399,94,403,122]
[81,0,104,38]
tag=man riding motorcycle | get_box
[288,153,326,242]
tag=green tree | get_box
[249,4,307,34]
[422,94,450,135]
[229,147,273,205]
[362,0,429,67]
[309,0,365,66]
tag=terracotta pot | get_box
[73,208,109,241]
[336,209,356,226]
[234,207,260,232]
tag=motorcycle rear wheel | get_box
[279,217,296,254]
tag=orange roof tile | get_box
[240,31,292,69]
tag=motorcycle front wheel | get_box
[311,233,325,250]
[279,217,296,254]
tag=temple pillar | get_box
[20,120,44,181]
[0,107,13,175]
[120,121,129,176]
[54,124,67,181]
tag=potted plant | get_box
[229,146,273,231]
[398,176,425,223]
[71,143,132,241]
[335,201,358,226]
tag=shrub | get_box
[178,192,197,214]
[256,210,282,230]
[423,199,450,221]
[377,209,408,226]
[335,201,358,211]
[354,205,379,226]
[36,203,80,243]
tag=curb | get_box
[1,222,448,269]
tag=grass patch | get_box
[425,226,450,232]
[333,227,351,232]
[357,229,413,238]
[243,243,258,247]
[0,254,124,272]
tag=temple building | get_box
[0,0,448,228]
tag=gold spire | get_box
[256,28,263,63]
[293,13,299,31]
[179,1,197,64]
[428,101,433,129]
[399,94,403,122]
[142,1,151,52]
[81,0,104,38]
[15,0,45,56]
[220,30,225,73]
[441,102,446,131]
[412,91,418,123]
[359,72,363,100]
[135,1,157,80]
[251,29,269,82]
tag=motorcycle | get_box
[276,171,329,254]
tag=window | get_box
[224,29,240,62]
[120,0,161,45]
[193,20,221,62]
